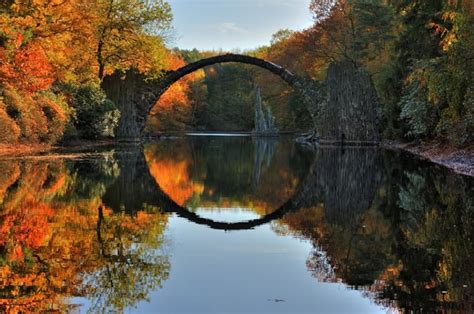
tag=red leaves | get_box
[0,34,54,93]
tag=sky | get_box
[167,0,314,51]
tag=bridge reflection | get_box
[102,141,383,231]
[102,143,311,230]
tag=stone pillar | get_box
[101,71,157,141]
[317,62,381,144]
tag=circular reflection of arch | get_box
[156,189,300,231]
[102,145,315,231]
[152,157,316,231]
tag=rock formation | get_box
[299,61,381,145]
[254,86,278,135]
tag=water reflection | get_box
[0,156,169,313]
[143,137,312,214]
[278,147,474,312]
[0,137,472,313]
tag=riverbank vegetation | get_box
[1,0,473,148]
[0,0,182,145]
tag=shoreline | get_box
[1,139,472,177]
[0,140,118,158]
[383,141,474,177]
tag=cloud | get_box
[217,22,248,34]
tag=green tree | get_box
[69,84,120,139]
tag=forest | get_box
[1,0,473,146]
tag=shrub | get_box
[0,101,20,143]
[436,86,474,146]
[2,85,49,143]
[1,85,69,144]
[70,84,120,139]
[399,81,437,139]
[36,92,68,143]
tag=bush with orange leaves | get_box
[0,101,21,144]
[1,85,68,143]
[147,52,204,131]
[0,33,68,144]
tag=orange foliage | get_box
[0,201,53,252]
[166,52,186,70]
[157,81,190,111]
[0,35,54,93]
[0,158,169,312]
[147,158,203,206]
[145,146,204,206]
[0,161,92,312]
[0,162,21,204]
[1,83,67,144]
[0,105,21,144]
[151,53,204,115]
[35,93,68,143]
[0,30,67,144]
[2,86,48,142]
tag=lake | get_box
[0,136,472,313]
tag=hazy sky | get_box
[167,0,313,51]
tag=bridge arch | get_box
[155,54,301,106]
[102,54,321,140]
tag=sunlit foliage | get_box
[0,0,178,144]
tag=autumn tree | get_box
[146,51,201,131]
[93,0,173,79]
[307,0,395,65]
[0,34,54,93]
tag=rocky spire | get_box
[254,86,278,135]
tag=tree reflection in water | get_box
[0,155,170,313]
[0,139,472,313]
[277,147,474,312]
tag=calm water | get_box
[0,136,472,313]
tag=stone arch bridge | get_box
[102,54,322,140]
